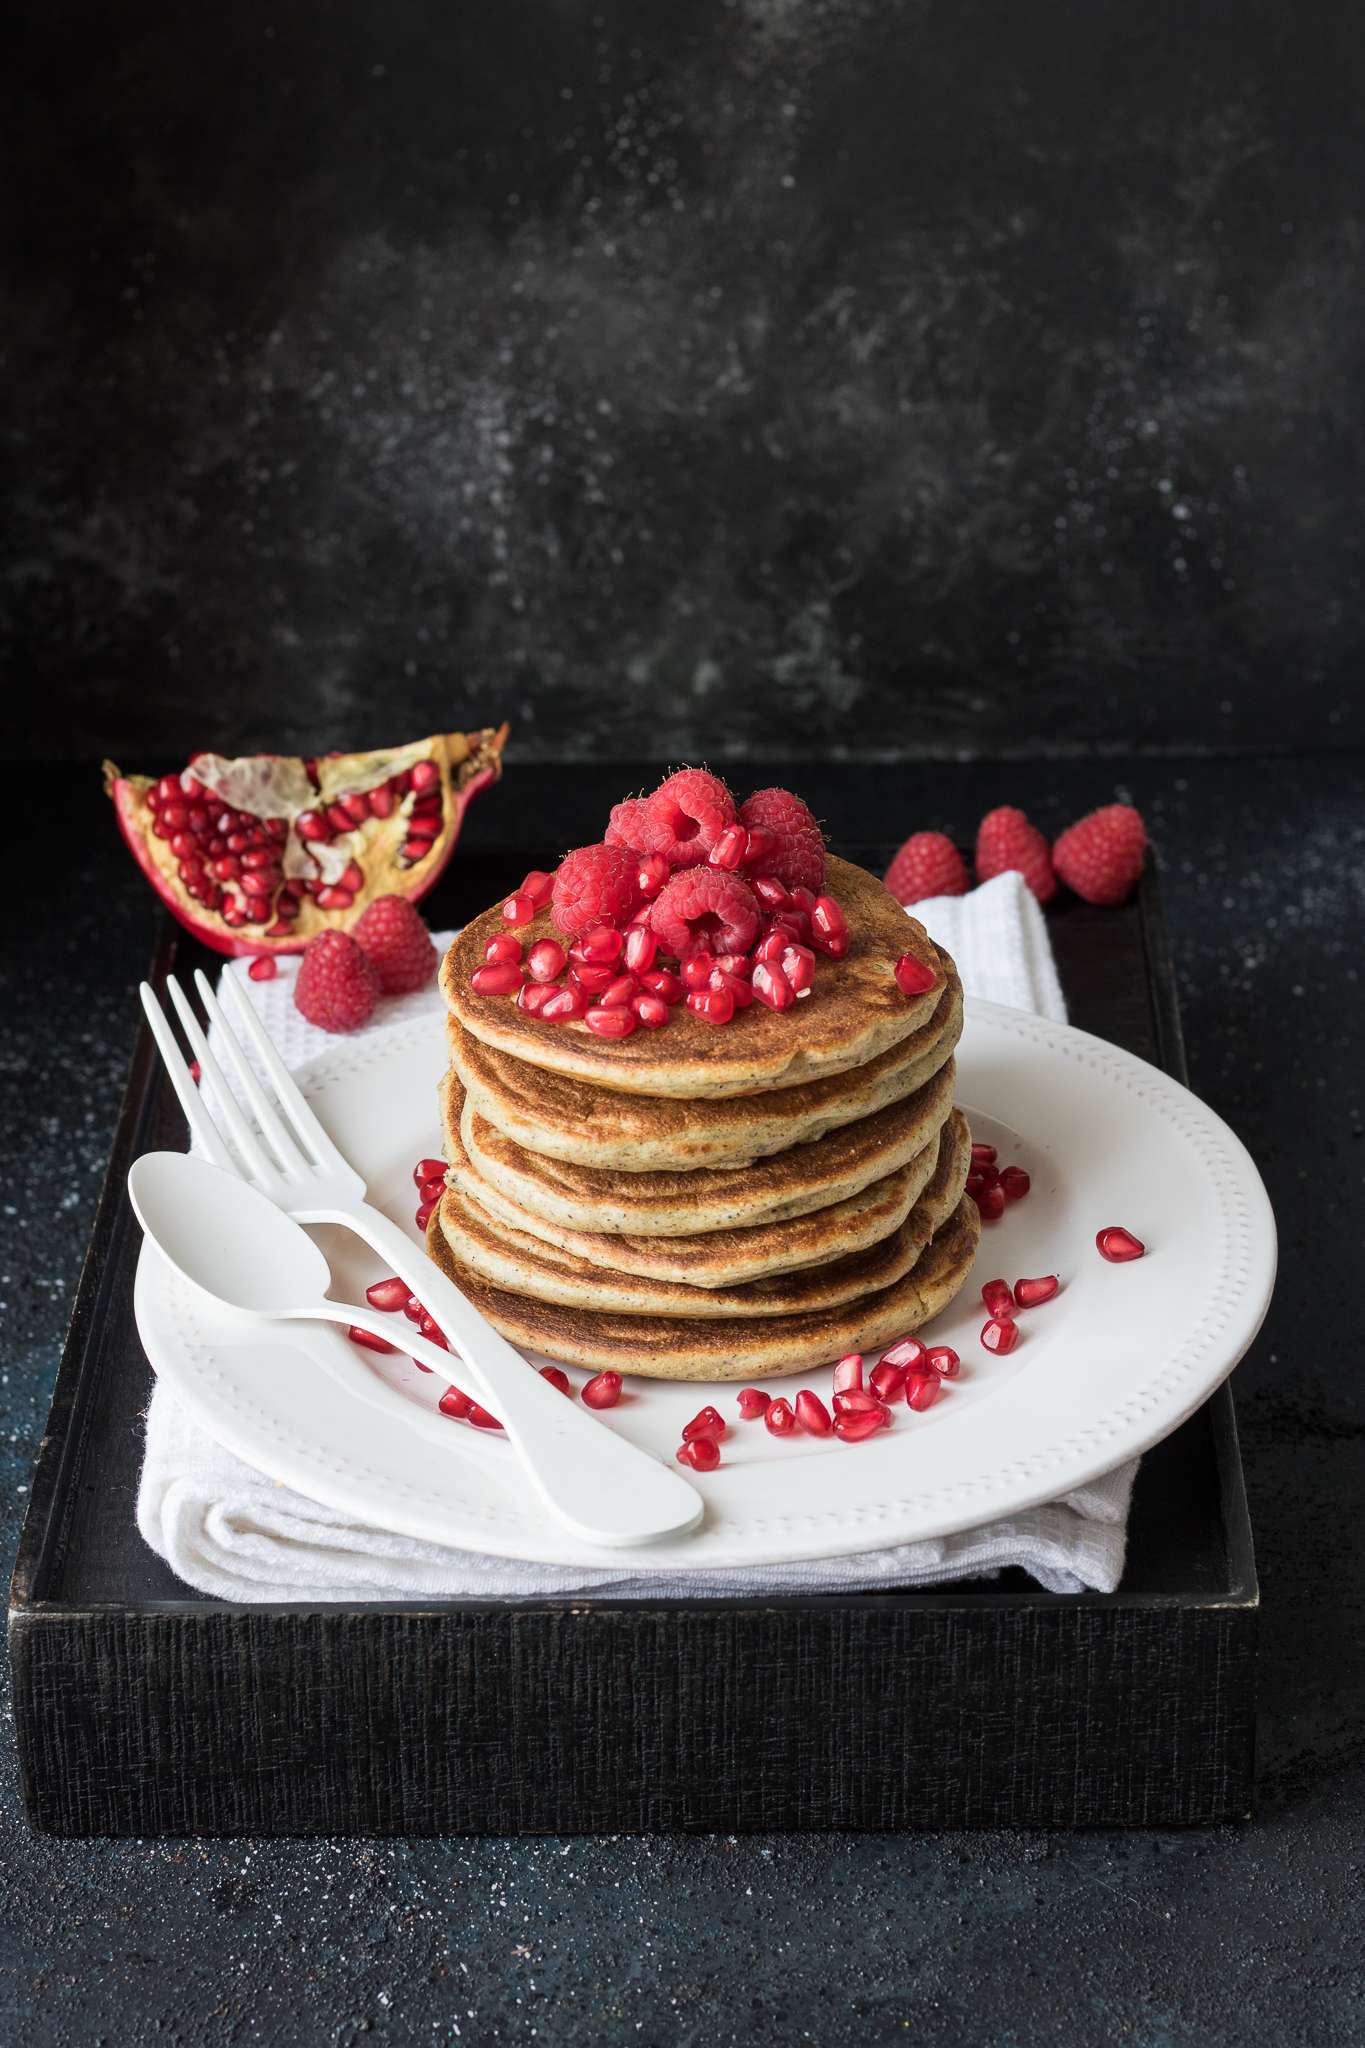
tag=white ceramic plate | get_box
[133,999,1276,1571]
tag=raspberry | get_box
[1053,803,1147,905]
[351,893,438,993]
[650,868,759,958]
[604,797,651,852]
[640,768,736,869]
[975,806,1057,904]
[737,788,826,893]
[293,929,381,1033]
[551,843,641,936]
[884,832,969,904]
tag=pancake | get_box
[438,1110,970,1318]
[442,856,946,1099]
[445,1055,957,1239]
[448,1094,946,1288]
[448,966,963,1173]
[425,1196,981,1381]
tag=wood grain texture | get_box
[8,834,1259,1835]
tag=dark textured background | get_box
[5,0,1365,762]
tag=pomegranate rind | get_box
[104,724,507,958]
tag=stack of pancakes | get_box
[425,855,980,1380]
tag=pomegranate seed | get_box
[439,1386,472,1419]
[485,933,525,965]
[632,992,671,1028]
[471,961,524,996]
[781,944,816,994]
[542,985,587,1022]
[975,1183,1006,1222]
[924,1346,960,1378]
[240,868,279,897]
[789,886,817,915]
[155,774,181,805]
[599,974,638,1009]
[418,1176,446,1204]
[682,1404,727,1442]
[636,852,670,899]
[740,827,776,869]
[521,869,554,909]
[1015,1274,1060,1308]
[409,759,440,793]
[753,928,788,965]
[467,1402,503,1430]
[539,1365,573,1397]
[188,1061,201,1083]
[879,1336,926,1372]
[348,1324,398,1354]
[981,1278,1016,1319]
[525,937,567,981]
[402,1297,426,1323]
[211,855,242,881]
[295,808,329,842]
[366,1276,412,1312]
[585,1005,637,1038]
[869,1360,905,1403]
[569,959,618,996]
[518,981,559,1016]
[970,1142,998,1165]
[316,886,355,911]
[417,1310,448,1347]
[834,1408,889,1442]
[323,803,353,837]
[368,786,394,819]
[1097,1226,1146,1263]
[981,1317,1019,1355]
[403,838,434,865]
[894,952,937,996]
[764,1398,796,1436]
[503,891,536,927]
[410,792,442,822]
[169,830,197,859]
[737,1388,771,1419]
[415,1199,436,1230]
[751,961,795,1011]
[832,1353,864,1393]
[578,924,625,965]
[340,791,370,825]
[686,985,735,1025]
[413,1157,445,1186]
[624,925,658,975]
[904,1372,942,1412]
[811,926,849,961]
[972,1161,1000,1189]
[680,950,715,992]
[1000,1166,1031,1200]
[833,1388,883,1415]
[752,875,790,913]
[795,1389,832,1436]
[708,823,748,872]
[246,956,277,983]
[710,967,753,1010]
[582,1370,622,1409]
[677,1436,721,1472]
[640,968,684,1004]
[241,845,279,871]
[811,896,847,943]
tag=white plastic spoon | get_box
[128,1151,703,1547]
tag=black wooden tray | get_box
[9,848,1258,1834]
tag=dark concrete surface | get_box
[2,756,1362,2045]
[6,0,1365,762]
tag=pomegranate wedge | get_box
[104,724,507,957]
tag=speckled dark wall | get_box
[6,0,1365,762]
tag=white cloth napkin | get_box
[138,871,1136,1600]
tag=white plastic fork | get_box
[136,970,703,1547]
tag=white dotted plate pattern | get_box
[133,998,1277,1570]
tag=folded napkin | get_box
[138,871,1136,1600]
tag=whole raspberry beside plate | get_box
[641,768,737,869]
[551,843,641,936]
[650,868,759,958]
[352,894,438,993]
[737,787,826,893]
[1053,803,1147,905]
[885,831,969,903]
[976,806,1057,904]
[293,930,381,1033]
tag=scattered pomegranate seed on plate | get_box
[999,1165,1031,1200]
[974,1183,1006,1222]
[1015,1274,1060,1308]
[764,1398,796,1436]
[868,1360,905,1402]
[832,1352,864,1392]
[582,1370,622,1409]
[365,1276,412,1313]
[981,1317,1020,1355]
[795,1389,832,1436]
[439,1386,472,1420]
[923,1346,960,1378]
[682,1405,727,1443]
[1097,1226,1146,1263]
[348,1324,398,1354]
[904,1372,942,1412]
[737,1388,771,1419]
[247,956,277,982]
[539,1366,573,1397]
[981,1278,1016,1319]
[677,1435,721,1471]
[834,1406,890,1441]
